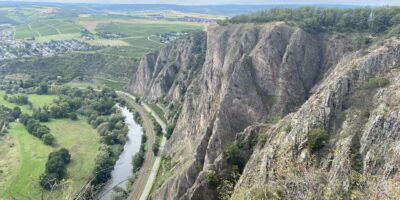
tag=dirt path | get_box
[117,92,156,200]
[47,24,61,34]
[147,35,161,44]
[28,24,41,37]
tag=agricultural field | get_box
[2,3,209,61]
[14,19,82,40]
[92,20,203,57]
[0,119,100,199]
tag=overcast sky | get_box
[4,0,400,5]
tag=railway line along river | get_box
[97,106,143,200]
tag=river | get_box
[97,106,143,200]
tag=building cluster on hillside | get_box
[159,31,189,44]
[0,30,13,43]
[176,17,216,24]
[0,30,90,61]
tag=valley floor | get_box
[0,92,100,199]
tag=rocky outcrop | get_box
[128,22,400,199]
[232,38,400,200]
[127,31,206,121]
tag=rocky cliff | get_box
[127,22,400,199]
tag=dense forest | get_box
[220,7,400,36]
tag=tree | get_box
[166,124,175,139]
[223,143,244,169]
[37,83,49,94]
[152,142,160,155]
[132,152,144,172]
[69,113,78,120]
[57,148,71,163]
[45,156,66,179]
[40,148,71,189]
[39,173,58,190]
[11,107,21,119]
[42,134,55,145]
[205,169,219,188]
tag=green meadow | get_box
[0,119,100,199]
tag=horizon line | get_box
[1,1,399,6]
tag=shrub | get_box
[284,125,292,133]
[42,134,55,145]
[40,148,72,189]
[362,77,390,90]
[205,169,219,188]
[307,128,329,153]
[132,152,145,172]
[166,124,175,139]
[69,113,78,120]
[152,142,160,155]
[255,133,267,146]
[39,173,58,190]
[223,143,244,169]
[141,134,147,144]
[153,120,162,136]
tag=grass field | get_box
[0,91,31,114]
[0,122,53,199]
[44,119,100,198]
[0,91,57,115]
[66,77,128,90]
[0,119,100,199]
[27,94,58,108]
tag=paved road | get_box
[116,91,166,200]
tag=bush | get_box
[132,152,145,172]
[40,148,72,189]
[39,173,58,190]
[166,124,175,139]
[284,125,292,133]
[205,169,219,188]
[153,120,162,136]
[152,142,160,155]
[362,77,390,90]
[69,113,78,120]
[223,143,244,169]
[256,133,267,145]
[141,134,147,143]
[307,128,329,153]
[42,134,55,145]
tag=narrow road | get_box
[116,91,167,200]
[147,35,162,44]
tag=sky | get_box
[3,0,400,5]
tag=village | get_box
[0,30,90,61]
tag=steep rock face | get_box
[127,22,362,200]
[232,39,400,199]
[127,32,206,121]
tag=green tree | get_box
[307,128,329,153]
[42,134,55,145]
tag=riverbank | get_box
[97,106,143,200]
[116,91,167,200]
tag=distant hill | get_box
[0,2,359,16]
